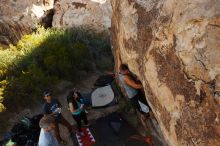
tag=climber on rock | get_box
[119,64,150,116]
[42,91,74,145]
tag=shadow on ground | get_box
[0,27,114,135]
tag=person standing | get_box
[42,91,73,144]
[38,115,59,146]
[67,90,89,136]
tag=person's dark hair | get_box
[67,91,80,109]
[120,64,129,72]
[39,115,55,128]
[67,91,74,100]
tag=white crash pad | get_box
[91,85,114,107]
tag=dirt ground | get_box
[5,73,166,146]
[7,73,119,146]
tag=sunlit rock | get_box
[0,0,55,47]
[31,4,45,18]
[52,0,112,33]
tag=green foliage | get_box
[0,80,7,112]
[0,26,112,112]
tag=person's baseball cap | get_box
[43,91,51,97]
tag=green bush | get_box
[0,26,112,112]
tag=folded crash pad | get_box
[94,74,115,87]
[92,112,150,146]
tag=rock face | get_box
[52,0,112,32]
[0,18,32,48]
[0,0,112,47]
[0,0,54,23]
[0,0,55,47]
[111,0,220,146]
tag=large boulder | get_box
[0,18,32,48]
[52,0,112,33]
[111,0,220,145]
[0,0,55,47]
[0,0,112,47]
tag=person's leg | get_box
[54,122,63,142]
[81,111,88,125]
[72,114,82,132]
[132,93,151,118]
[137,90,147,104]
[59,114,74,132]
[130,94,142,113]
[137,90,151,111]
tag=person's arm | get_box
[43,110,56,116]
[55,99,62,108]
[45,113,56,116]
[124,75,142,89]
[69,102,79,113]
[43,102,59,116]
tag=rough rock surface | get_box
[53,0,112,32]
[111,0,220,146]
[0,18,32,48]
[0,0,54,47]
[0,0,111,47]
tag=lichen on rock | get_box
[111,0,220,145]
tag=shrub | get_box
[0,26,112,112]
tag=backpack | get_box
[10,114,43,146]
